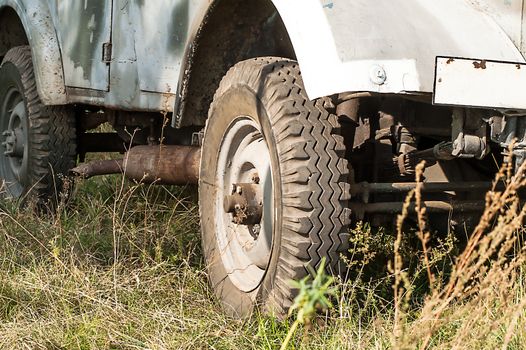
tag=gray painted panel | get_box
[54,0,112,90]
[132,0,189,94]
[103,0,205,111]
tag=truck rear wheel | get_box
[0,46,76,205]
[199,58,351,317]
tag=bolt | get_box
[252,224,261,238]
[251,173,260,184]
[2,130,16,156]
[370,65,387,85]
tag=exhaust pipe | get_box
[71,145,201,185]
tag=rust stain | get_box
[446,58,455,64]
[438,78,442,83]
[473,60,487,69]
[516,64,521,70]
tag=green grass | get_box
[0,172,526,349]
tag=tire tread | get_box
[209,57,350,315]
[1,46,76,203]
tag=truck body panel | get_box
[52,0,112,91]
[1,0,526,113]
[274,0,525,99]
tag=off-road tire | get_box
[0,46,76,205]
[199,57,351,317]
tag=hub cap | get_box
[215,117,274,292]
[0,86,28,197]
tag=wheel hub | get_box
[0,88,29,197]
[215,117,274,292]
[1,100,27,159]
[223,181,263,225]
[2,127,24,157]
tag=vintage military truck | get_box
[1,0,526,316]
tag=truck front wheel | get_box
[0,46,76,205]
[199,58,351,317]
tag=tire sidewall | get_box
[200,85,283,317]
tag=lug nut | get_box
[251,173,260,184]
[2,131,16,156]
[252,224,261,238]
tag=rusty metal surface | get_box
[123,145,200,185]
[223,183,263,225]
[350,200,485,215]
[351,181,497,202]
[71,145,200,184]
[70,159,123,179]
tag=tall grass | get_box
[0,154,525,349]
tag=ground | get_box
[0,167,525,349]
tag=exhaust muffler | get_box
[71,145,201,185]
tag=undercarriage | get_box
[69,91,525,236]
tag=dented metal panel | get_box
[131,0,188,94]
[102,0,205,112]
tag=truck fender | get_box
[271,0,525,100]
[0,0,66,105]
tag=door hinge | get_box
[102,42,112,63]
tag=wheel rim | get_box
[215,117,274,292]
[0,85,29,198]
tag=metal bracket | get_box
[497,114,526,170]
[192,130,205,147]
[450,109,489,159]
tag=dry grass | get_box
[0,155,526,349]
[0,178,262,349]
[388,155,526,350]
